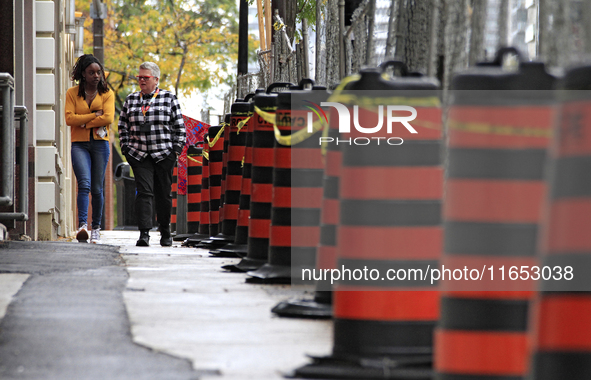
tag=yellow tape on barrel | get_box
[254,106,277,125]
[236,116,251,134]
[206,126,225,148]
[327,93,442,109]
[187,155,202,164]
[276,118,327,146]
[256,106,327,146]
[202,150,209,161]
[448,120,552,138]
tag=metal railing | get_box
[0,73,29,221]
[0,73,15,207]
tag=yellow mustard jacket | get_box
[65,85,115,142]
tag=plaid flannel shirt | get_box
[118,87,186,162]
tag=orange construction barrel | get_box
[220,100,256,261]
[528,64,591,380]
[293,66,442,378]
[210,103,249,255]
[247,81,328,283]
[435,48,557,380]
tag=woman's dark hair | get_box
[71,54,110,98]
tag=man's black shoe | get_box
[160,236,173,246]
[160,226,172,247]
[136,230,150,246]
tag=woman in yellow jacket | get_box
[65,54,114,243]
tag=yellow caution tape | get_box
[273,21,285,31]
[321,117,330,156]
[187,155,202,164]
[327,93,442,108]
[331,74,362,96]
[256,106,328,146]
[236,116,251,134]
[254,106,277,125]
[206,126,225,148]
[274,118,327,146]
[202,149,209,161]
[448,120,552,138]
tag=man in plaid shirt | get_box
[119,61,186,247]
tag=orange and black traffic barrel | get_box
[528,65,591,380]
[231,91,278,272]
[184,145,212,246]
[247,81,328,284]
[219,99,256,261]
[186,146,203,234]
[229,83,292,272]
[434,48,557,380]
[210,105,249,255]
[197,143,210,238]
[272,85,338,318]
[294,66,442,379]
[201,124,225,240]
[219,113,232,227]
[171,163,178,234]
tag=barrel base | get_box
[173,233,199,242]
[215,243,248,257]
[271,298,332,319]
[209,248,240,258]
[193,238,229,250]
[222,257,267,273]
[246,263,291,284]
[209,233,235,243]
[288,355,432,379]
[181,233,212,246]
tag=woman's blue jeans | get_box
[71,138,110,229]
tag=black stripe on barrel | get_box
[198,144,210,236]
[186,146,202,233]
[233,92,277,272]
[207,125,225,237]
[171,163,177,233]
[248,89,328,283]
[219,104,255,259]
[218,113,231,232]
[220,106,248,238]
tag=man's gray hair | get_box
[140,62,160,78]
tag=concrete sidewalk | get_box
[0,230,332,380]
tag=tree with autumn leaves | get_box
[76,0,243,112]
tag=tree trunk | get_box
[498,0,509,48]
[539,0,571,68]
[427,0,440,77]
[443,0,468,90]
[316,0,326,85]
[385,0,397,58]
[175,45,188,96]
[584,0,591,55]
[284,0,297,42]
[396,0,434,73]
[365,0,376,66]
[468,0,486,66]
[323,0,340,85]
[394,0,407,62]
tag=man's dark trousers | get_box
[126,152,176,230]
